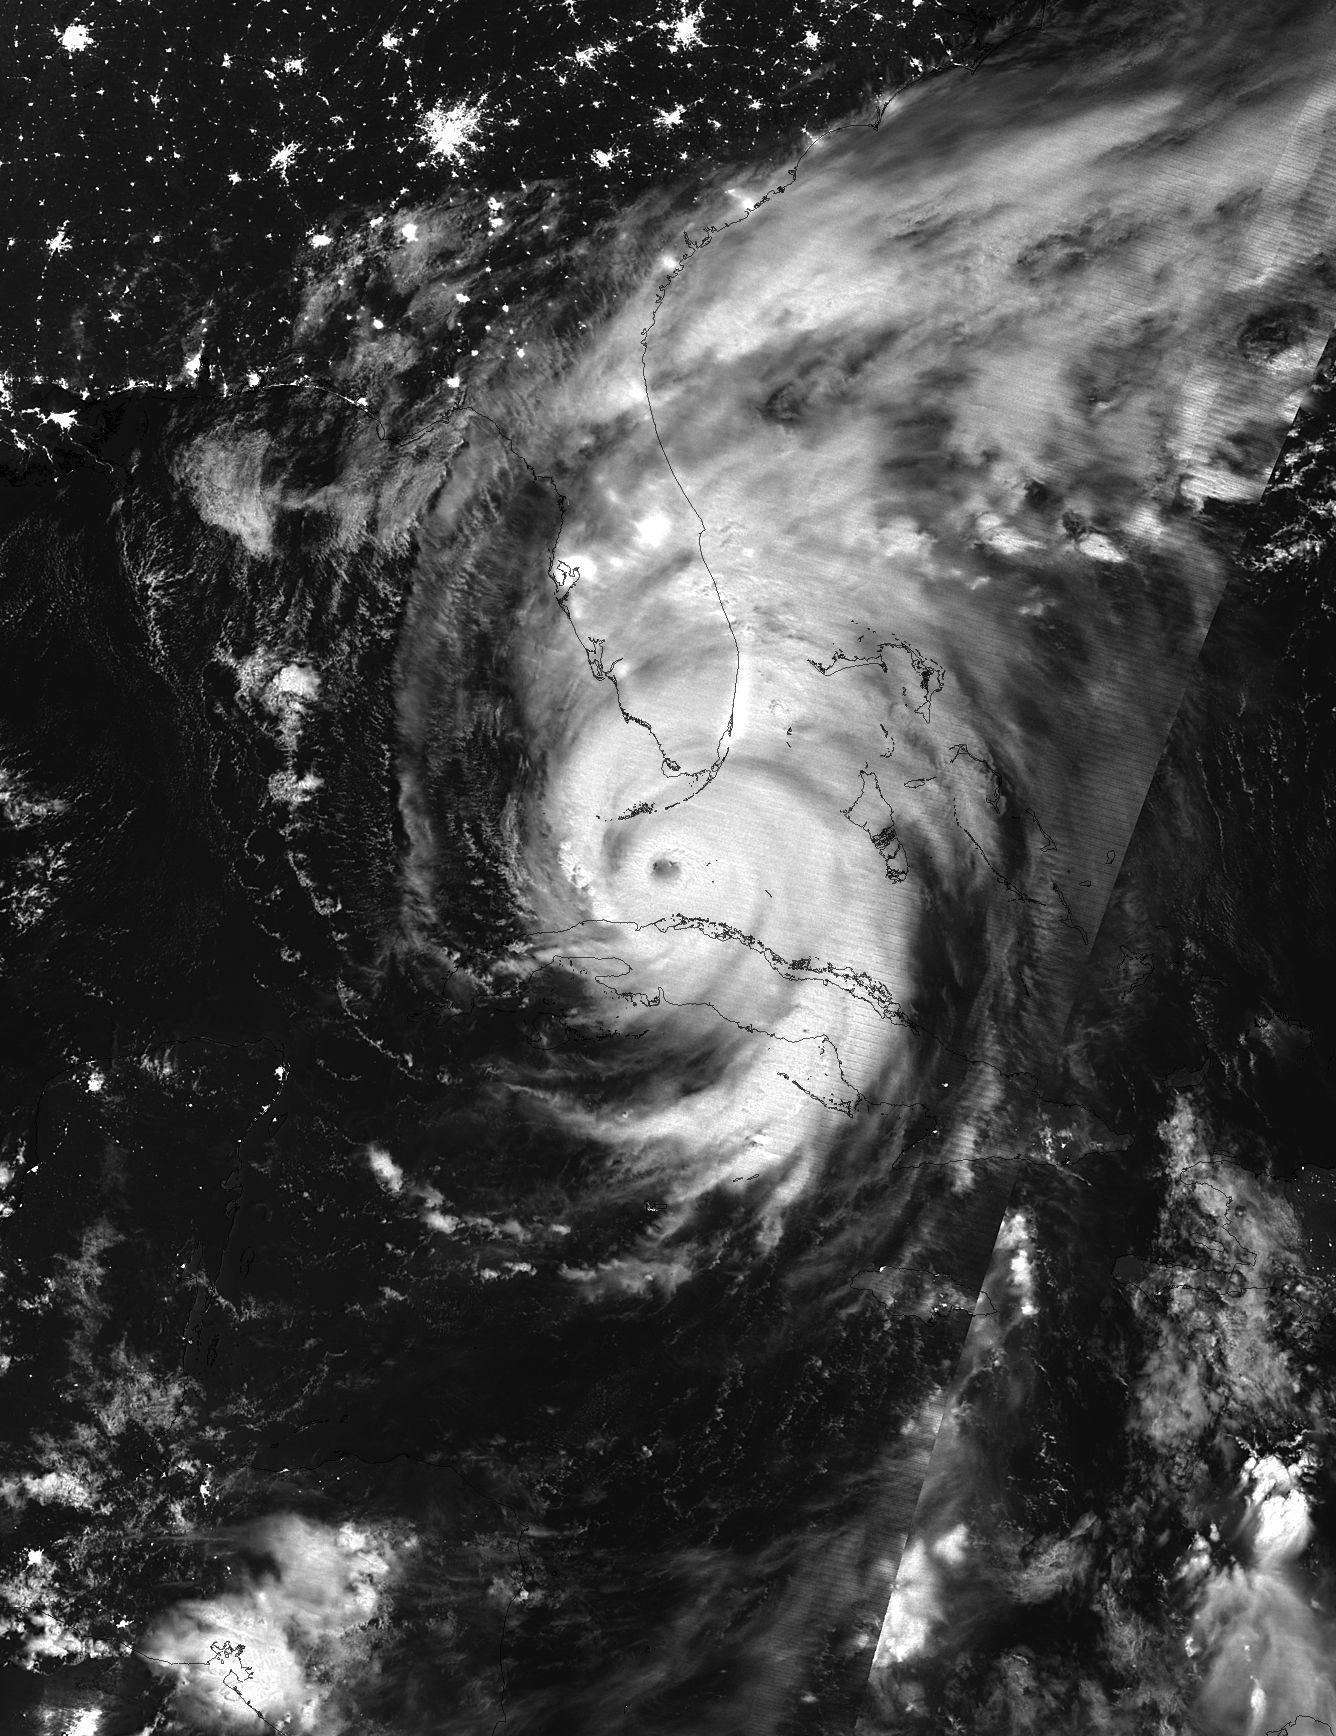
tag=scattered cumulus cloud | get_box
[872,1539,938,1666]
[367,1146,405,1193]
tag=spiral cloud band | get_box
[140,0,1336,1727]
[485,0,1336,1244]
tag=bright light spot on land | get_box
[270,142,299,175]
[381,31,401,48]
[400,222,418,242]
[282,56,304,73]
[310,233,333,248]
[420,100,484,163]
[58,23,92,52]
[671,8,704,50]
[656,105,685,128]
[46,226,70,255]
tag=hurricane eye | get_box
[650,857,681,880]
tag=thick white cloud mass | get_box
[146,1,1336,1729]
[467,0,1336,1253]
[138,1514,393,1731]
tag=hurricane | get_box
[5,0,1336,1731]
